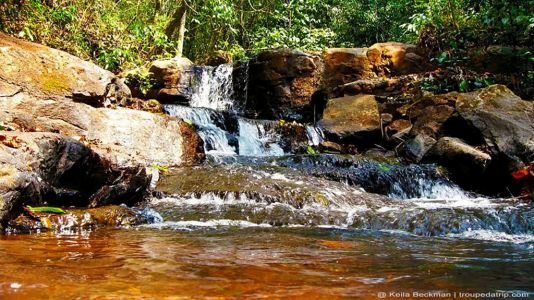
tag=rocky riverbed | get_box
[1,32,533,233]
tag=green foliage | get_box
[124,68,156,96]
[1,0,532,72]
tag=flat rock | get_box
[0,32,118,103]
[319,94,381,143]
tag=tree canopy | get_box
[1,0,532,71]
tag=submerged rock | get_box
[155,164,391,209]
[319,94,381,144]
[8,205,146,232]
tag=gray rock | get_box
[425,137,491,177]
[456,85,534,170]
[0,132,151,227]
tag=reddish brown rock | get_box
[246,49,323,121]
[0,32,128,106]
[367,42,429,75]
[323,48,373,92]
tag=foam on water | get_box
[448,230,534,244]
[390,178,472,200]
[141,220,272,231]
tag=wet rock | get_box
[0,32,128,107]
[367,42,430,75]
[155,165,391,209]
[272,154,454,199]
[147,56,194,103]
[425,137,491,183]
[404,134,437,163]
[8,205,146,232]
[456,85,534,171]
[246,49,323,121]
[318,94,381,144]
[318,141,357,154]
[0,132,151,227]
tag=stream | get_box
[1,63,533,299]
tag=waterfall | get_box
[163,104,237,155]
[305,125,324,146]
[190,64,235,111]
[237,119,284,157]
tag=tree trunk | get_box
[164,1,188,57]
[175,6,187,57]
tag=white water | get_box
[238,119,284,157]
[448,230,534,244]
[389,178,472,200]
[305,125,324,146]
[163,105,236,155]
[190,64,235,111]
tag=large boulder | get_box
[322,48,372,93]
[367,42,429,75]
[456,85,534,171]
[424,137,492,186]
[0,132,150,227]
[0,34,204,168]
[246,48,323,121]
[0,93,204,167]
[318,94,381,144]
[0,32,129,106]
[146,56,194,103]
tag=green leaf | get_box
[459,80,468,92]
[306,146,317,155]
[151,164,169,173]
[26,206,66,214]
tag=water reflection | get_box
[0,228,533,299]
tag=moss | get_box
[40,73,70,93]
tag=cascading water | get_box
[163,105,236,155]
[237,119,284,157]
[164,62,319,157]
[157,60,534,246]
[189,64,235,111]
[305,125,324,146]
